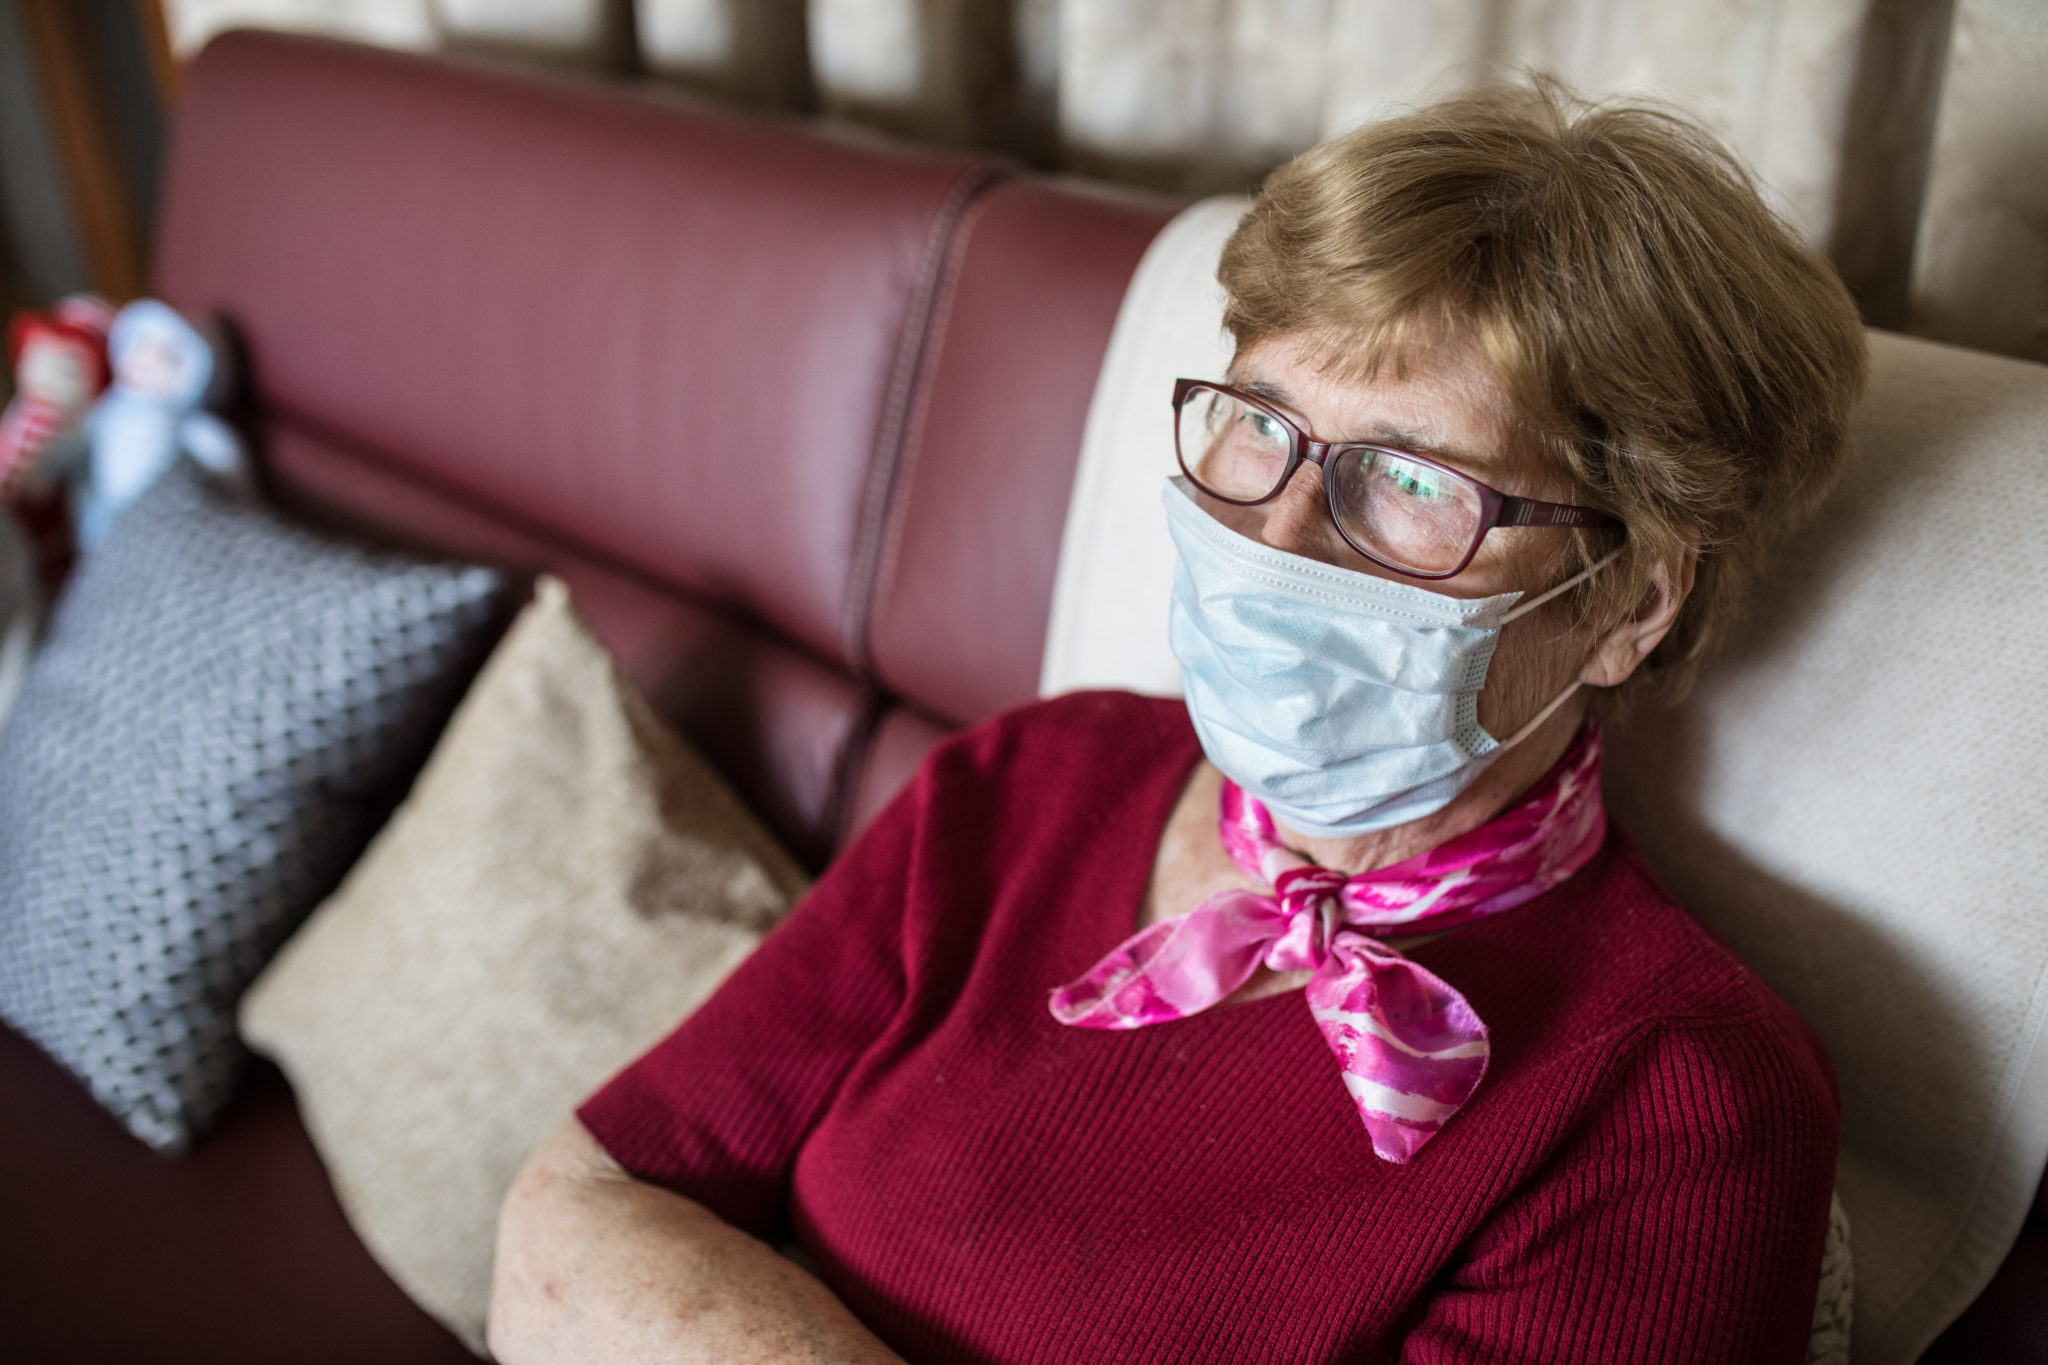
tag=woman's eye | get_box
[1244,410,1285,442]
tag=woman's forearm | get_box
[489,1118,907,1365]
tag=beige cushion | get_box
[240,576,808,1353]
[1046,198,2048,1363]
[1813,1194,1855,1365]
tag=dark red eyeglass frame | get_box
[1172,378,1624,579]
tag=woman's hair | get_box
[1218,78,1868,705]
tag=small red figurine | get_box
[0,295,115,591]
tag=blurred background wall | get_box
[1,0,2042,363]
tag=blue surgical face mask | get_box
[1164,476,1608,838]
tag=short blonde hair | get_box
[1218,79,1867,704]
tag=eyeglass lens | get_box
[1176,383,1485,576]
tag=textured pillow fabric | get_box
[239,576,809,1353]
[0,459,506,1153]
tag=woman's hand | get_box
[488,1118,907,1365]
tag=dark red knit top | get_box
[580,692,1839,1364]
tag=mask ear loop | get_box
[1490,547,1627,751]
[1497,547,1626,625]
[1497,679,1585,750]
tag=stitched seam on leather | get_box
[842,162,1007,679]
[825,168,1003,857]
[861,188,991,718]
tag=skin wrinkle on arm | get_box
[489,1118,908,1365]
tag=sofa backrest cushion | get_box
[151,31,1176,864]
[155,30,995,671]
[257,418,871,869]
[1044,197,2048,1364]
[864,179,1175,727]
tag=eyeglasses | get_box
[1173,379,1622,579]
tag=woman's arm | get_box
[488,1118,906,1365]
[502,749,930,1362]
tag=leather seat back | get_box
[152,31,1172,863]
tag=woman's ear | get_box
[1578,548,1696,689]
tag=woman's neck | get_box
[1272,693,1590,876]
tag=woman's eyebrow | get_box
[1233,373,1498,471]
[1239,377,1295,408]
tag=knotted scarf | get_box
[1048,725,1607,1163]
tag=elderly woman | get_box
[490,79,1864,1364]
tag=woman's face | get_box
[1200,333,1594,738]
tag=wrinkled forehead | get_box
[1224,327,1557,495]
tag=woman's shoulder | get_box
[921,690,1197,786]
[867,692,1200,873]
[1499,825,1839,1113]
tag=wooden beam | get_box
[132,0,180,109]
[16,0,145,300]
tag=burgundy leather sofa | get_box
[0,29,2038,1363]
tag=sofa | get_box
[1,29,2044,1365]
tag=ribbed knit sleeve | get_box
[574,761,920,1241]
[1400,1009,1839,1364]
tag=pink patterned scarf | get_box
[1048,725,1607,1163]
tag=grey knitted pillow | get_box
[0,459,507,1152]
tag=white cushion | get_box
[1045,196,2048,1364]
[1040,195,1246,700]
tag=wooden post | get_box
[15,0,146,301]
[132,0,181,109]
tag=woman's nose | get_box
[1257,459,1345,564]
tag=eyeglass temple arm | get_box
[1497,497,1623,529]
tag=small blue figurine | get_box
[59,299,247,552]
